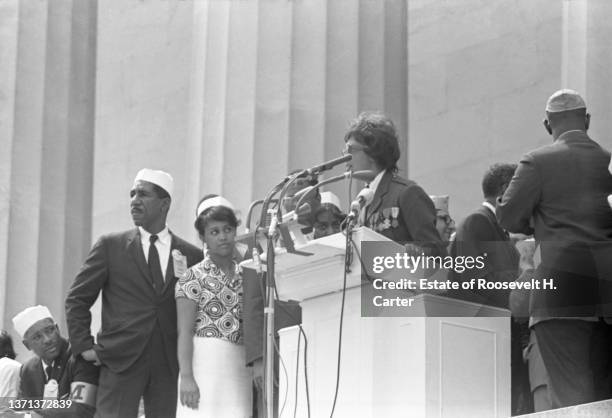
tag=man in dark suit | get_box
[343,112,444,255]
[497,89,612,409]
[65,169,203,418]
[12,305,99,417]
[450,163,519,308]
[449,163,534,415]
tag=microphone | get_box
[348,188,375,221]
[305,155,352,175]
[293,170,376,212]
[281,203,311,223]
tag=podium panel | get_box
[269,227,510,417]
[278,290,511,418]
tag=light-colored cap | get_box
[320,191,342,211]
[196,196,235,218]
[545,89,586,113]
[134,169,174,198]
[12,305,54,338]
[430,195,449,215]
[608,195,612,209]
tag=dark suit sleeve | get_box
[242,267,265,366]
[497,154,540,234]
[399,183,446,254]
[65,236,109,355]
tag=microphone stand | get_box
[258,171,305,418]
[258,161,354,418]
[256,181,284,418]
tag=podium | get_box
[269,227,511,418]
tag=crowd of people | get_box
[0,89,611,417]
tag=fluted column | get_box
[1,0,96,359]
[188,0,409,218]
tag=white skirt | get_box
[177,337,252,418]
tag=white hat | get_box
[430,195,450,215]
[12,305,54,338]
[196,196,236,218]
[545,89,586,113]
[134,169,174,198]
[320,191,342,211]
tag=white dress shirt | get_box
[139,226,171,281]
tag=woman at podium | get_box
[342,111,445,255]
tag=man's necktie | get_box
[45,364,53,382]
[148,235,165,292]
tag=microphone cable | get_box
[329,173,354,417]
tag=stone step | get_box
[516,399,612,418]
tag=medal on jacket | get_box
[382,208,391,230]
[172,249,188,278]
[391,207,399,228]
[44,379,59,399]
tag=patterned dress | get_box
[176,255,243,344]
[175,255,251,417]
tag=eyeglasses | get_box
[436,214,454,225]
[342,142,368,156]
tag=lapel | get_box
[366,171,392,225]
[126,228,155,290]
[161,232,178,294]
[480,206,507,241]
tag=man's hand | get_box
[515,238,537,273]
[81,348,101,366]
[252,358,264,392]
[179,374,200,410]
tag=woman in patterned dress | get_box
[176,198,251,417]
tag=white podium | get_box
[272,227,511,418]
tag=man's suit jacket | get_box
[497,130,612,316]
[65,228,202,374]
[364,170,445,254]
[242,268,302,366]
[19,339,99,417]
[449,205,519,308]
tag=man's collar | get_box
[556,129,586,140]
[139,226,170,243]
[482,201,496,214]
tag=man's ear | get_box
[161,197,171,213]
[543,118,552,135]
[585,113,591,131]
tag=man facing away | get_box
[65,169,203,418]
[497,89,612,409]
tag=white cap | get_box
[430,195,450,215]
[12,305,54,338]
[545,89,586,113]
[196,196,235,218]
[320,191,342,211]
[134,169,174,198]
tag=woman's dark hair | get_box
[194,196,240,236]
[314,203,345,221]
[344,111,401,172]
[0,330,16,360]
